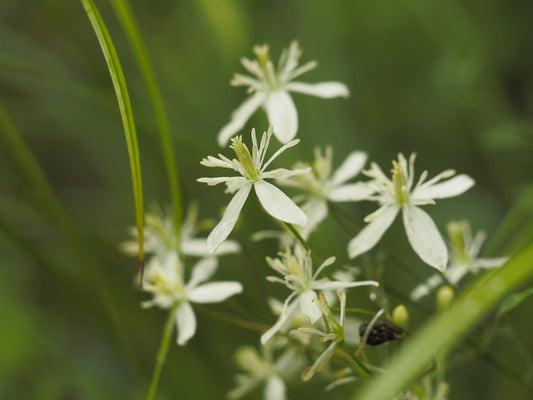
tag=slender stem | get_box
[147,306,177,400]
[280,221,311,253]
[195,305,269,332]
[336,346,372,378]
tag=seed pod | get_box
[358,320,404,346]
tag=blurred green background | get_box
[1,0,533,399]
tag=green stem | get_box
[195,305,269,332]
[280,221,311,253]
[336,346,372,378]
[147,306,177,400]
[110,0,183,238]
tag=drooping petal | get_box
[403,205,448,271]
[301,342,337,382]
[299,290,322,324]
[175,302,196,346]
[348,205,399,258]
[218,91,267,147]
[187,257,218,289]
[261,293,298,345]
[413,174,474,201]
[181,238,240,257]
[207,184,252,253]
[189,281,243,303]
[330,151,368,186]
[254,180,307,226]
[328,183,375,202]
[265,375,286,400]
[286,81,350,99]
[264,90,298,144]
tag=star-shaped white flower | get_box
[198,127,309,254]
[218,41,349,146]
[280,146,372,238]
[227,343,305,400]
[348,153,475,271]
[261,248,378,344]
[142,254,243,345]
[410,220,508,300]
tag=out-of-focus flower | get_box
[280,146,372,238]
[198,127,309,253]
[410,220,508,300]
[348,153,475,271]
[227,342,305,400]
[261,248,378,344]
[142,254,242,345]
[218,41,349,146]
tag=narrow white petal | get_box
[218,91,267,147]
[474,257,508,270]
[314,280,379,291]
[410,274,443,301]
[175,302,196,346]
[413,174,475,201]
[330,151,368,186]
[261,294,298,345]
[189,281,243,303]
[300,290,322,324]
[348,205,399,258]
[301,342,337,381]
[207,184,252,253]
[286,81,350,98]
[264,91,298,144]
[187,257,218,289]
[328,183,375,202]
[403,206,448,271]
[254,181,307,226]
[265,375,286,400]
[181,238,240,257]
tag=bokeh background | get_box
[1,0,533,399]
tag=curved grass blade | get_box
[352,242,533,400]
[80,0,145,282]
[110,0,183,237]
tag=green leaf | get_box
[496,287,533,321]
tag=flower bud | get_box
[437,285,454,311]
[392,304,409,329]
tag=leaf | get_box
[496,287,533,320]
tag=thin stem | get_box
[280,221,311,253]
[336,346,372,378]
[147,306,177,400]
[195,305,269,332]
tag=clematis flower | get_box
[142,254,242,346]
[120,203,240,261]
[348,153,475,271]
[218,41,349,146]
[279,146,372,238]
[198,127,309,254]
[410,220,508,300]
[261,248,378,344]
[227,342,305,400]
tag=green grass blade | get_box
[80,0,145,276]
[352,242,533,400]
[110,0,183,236]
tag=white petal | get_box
[413,174,475,201]
[301,342,337,382]
[175,302,196,346]
[328,183,375,202]
[181,238,240,257]
[265,375,286,400]
[254,181,307,226]
[314,280,379,291]
[299,199,328,239]
[187,257,218,289]
[403,205,447,271]
[299,290,322,324]
[474,257,508,270]
[264,90,298,144]
[348,205,399,258]
[261,294,298,345]
[286,81,350,98]
[207,184,252,253]
[218,91,267,146]
[330,151,367,186]
[189,281,243,303]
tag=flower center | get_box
[253,44,280,89]
[391,161,409,205]
[447,221,469,263]
[230,136,260,180]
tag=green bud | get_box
[436,285,454,311]
[316,292,343,342]
[392,304,409,329]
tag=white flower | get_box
[227,343,305,400]
[261,248,378,344]
[142,254,243,345]
[198,127,309,254]
[218,41,349,146]
[120,203,240,261]
[410,220,508,300]
[348,153,475,271]
[280,146,372,238]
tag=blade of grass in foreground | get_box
[352,242,533,400]
[110,0,183,237]
[80,0,145,281]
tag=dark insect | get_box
[359,320,404,346]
